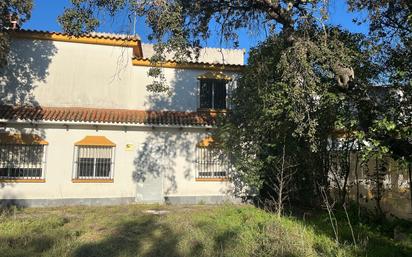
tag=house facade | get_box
[0,30,244,206]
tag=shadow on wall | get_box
[0,37,56,197]
[144,68,198,112]
[133,128,199,197]
[0,38,57,106]
[144,68,237,112]
[134,69,241,200]
[0,194,27,211]
[133,69,208,199]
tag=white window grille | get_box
[73,146,115,180]
[196,147,228,179]
[0,144,47,180]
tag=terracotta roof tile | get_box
[15,29,140,41]
[0,106,215,127]
[133,57,244,69]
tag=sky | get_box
[22,0,369,61]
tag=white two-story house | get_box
[0,29,244,206]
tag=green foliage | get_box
[0,0,33,67]
[59,0,335,93]
[307,205,412,257]
[348,0,412,84]
[58,0,126,36]
[217,25,376,205]
[57,7,99,37]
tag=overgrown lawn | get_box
[0,204,411,257]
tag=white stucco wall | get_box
[141,43,245,65]
[0,125,234,202]
[0,36,241,205]
[1,38,240,111]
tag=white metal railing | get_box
[73,146,115,180]
[0,144,46,180]
[196,147,228,179]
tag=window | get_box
[0,133,47,181]
[199,79,227,109]
[196,136,229,181]
[73,136,115,182]
[75,146,113,178]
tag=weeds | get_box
[0,204,410,257]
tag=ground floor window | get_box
[0,134,48,180]
[196,137,229,180]
[73,136,115,181]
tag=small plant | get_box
[197,200,206,205]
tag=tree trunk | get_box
[408,163,412,210]
[354,151,360,218]
[375,157,383,216]
[341,150,351,205]
[276,142,286,217]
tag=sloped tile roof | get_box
[11,30,244,67]
[0,106,215,127]
[132,57,244,70]
[14,29,141,41]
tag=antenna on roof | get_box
[133,11,137,36]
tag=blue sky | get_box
[23,0,369,61]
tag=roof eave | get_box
[0,119,215,129]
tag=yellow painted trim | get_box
[0,179,45,183]
[197,136,215,148]
[195,177,228,182]
[72,179,114,183]
[75,136,116,147]
[132,59,244,72]
[11,31,140,48]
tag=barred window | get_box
[196,136,229,180]
[0,133,47,181]
[73,136,115,181]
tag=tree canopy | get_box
[59,0,356,93]
[0,0,33,67]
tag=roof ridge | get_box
[0,105,202,115]
[15,29,141,41]
[141,42,245,52]
[132,57,244,67]
[0,105,216,127]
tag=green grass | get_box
[0,204,411,257]
[305,207,412,257]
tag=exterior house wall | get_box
[1,38,239,111]
[0,35,243,206]
[0,124,235,206]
